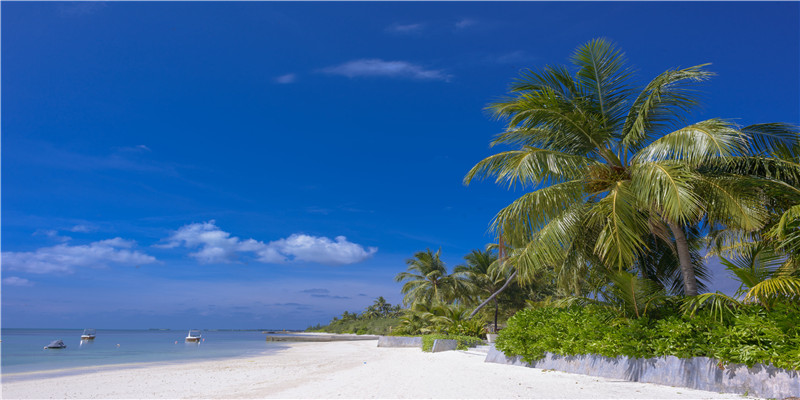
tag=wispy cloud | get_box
[494,51,537,65]
[19,141,181,177]
[33,229,71,242]
[2,238,157,274]
[301,288,330,294]
[455,18,477,29]
[386,23,424,34]
[320,59,451,81]
[310,294,350,300]
[2,277,34,287]
[274,73,297,84]
[70,224,95,233]
[160,220,377,265]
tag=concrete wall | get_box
[485,346,799,399]
[377,336,422,348]
[431,339,458,353]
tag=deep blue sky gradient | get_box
[3,2,799,329]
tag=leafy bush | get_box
[496,304,800,370]
[421,334,483,352]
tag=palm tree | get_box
[454,249,507,331]
[394,248,471,305]
[365,296,395,318]
[465,38,796,296]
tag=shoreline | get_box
[1,331,359,380]
[2,339,755,399]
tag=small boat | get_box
[185,329,202,342]
[44,339,67,349]
[81,328,96,340]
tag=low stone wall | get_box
[485,345,799,399]
[377,336,422,348]
[431,339,458,353]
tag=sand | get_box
[2,340,751,399]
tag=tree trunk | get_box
[493,298,499,333]
[668,222,698,296]
[469,270,517,318]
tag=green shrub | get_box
[421,334,483,352]
[496,304,800,370]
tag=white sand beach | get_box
[2,340,750,399]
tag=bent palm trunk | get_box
[469,270,517,319]
[668,222,698,296]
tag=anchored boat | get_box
[185,329,202,343]
[44,339,67,349]
[81,328,96,340]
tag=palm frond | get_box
[741,123,800,155]
[769,204,800,254]
[464,147,596,188]
[694,176,768,231]
[571,37,633,133]
[605,270,667,318]
[680,292,741,322]
[634,119,747,167]
[630,161,702,224]
[744,276,800,306]
[491,180,586,243]
[620,64,714,154]
[589,182,650,269]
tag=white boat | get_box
[81,328,96,340]
[44,339,67,349]
[185,329,202,342]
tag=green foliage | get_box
[395,249,472,305]
[421,334,484,352]
[306,297,404,335]
[496,305,800,370]
[307,316,401,335]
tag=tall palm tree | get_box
[394,248,470,305]
[465,38,795,296]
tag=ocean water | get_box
[1,329,291,377]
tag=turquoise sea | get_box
[1,329,292,378]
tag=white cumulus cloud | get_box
[2,277,33,286]
[320,59,451,81]
[160,220,376,265]
[2,238,157,274]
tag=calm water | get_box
[1,329,291,376]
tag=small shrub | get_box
[421,334,483,352]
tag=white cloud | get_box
[161,220,377,265]
[70,224,94,233]
[2,238,157,274]
[275,73,297,84]
[386,23,424,34]
[33,229,71,242]
[455,18,477,29]
[268,234,377,264]
[320,59,451,81]
[3,277,33,287]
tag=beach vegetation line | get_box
[496,303,800,371]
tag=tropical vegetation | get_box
[311,39,799,371]
[306,297,402,335]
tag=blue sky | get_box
[2,2,799,329]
